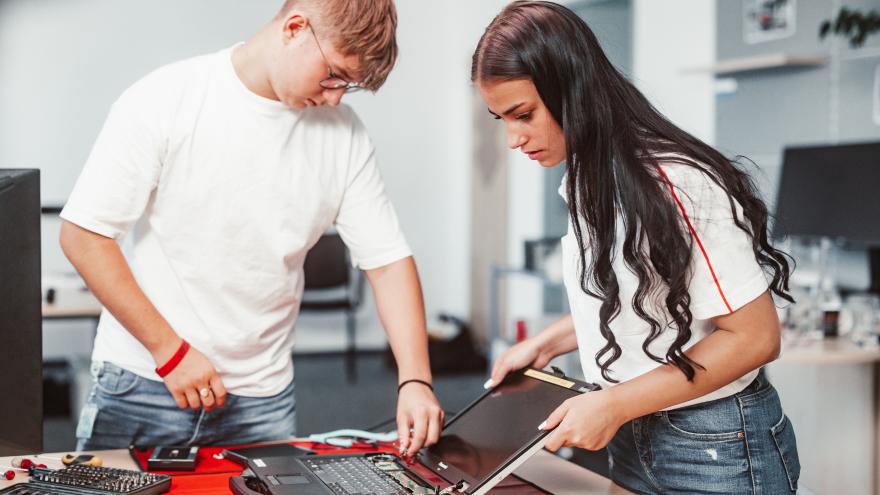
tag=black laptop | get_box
[229,368,599,495]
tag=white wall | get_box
[346,0,509,327]
[632,0,717,145]
[0,0,504,352]
[504,153,547,338]
[0,0,279,206]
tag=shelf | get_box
[685,52,829,76]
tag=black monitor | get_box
[773,142,880,293]
[0,169,43,455]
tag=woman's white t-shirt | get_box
[61,46,411,397]
[560,161,770,408]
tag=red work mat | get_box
[128,441,397,476]
[132,441,549,494]
[129,445,243,475]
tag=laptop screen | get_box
[422,369,584,485]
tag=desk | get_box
[773,336,880,494]
[780,334,880,364]
[42,298,102,323]
[41,296,102,421]
[0,446,629,494]
[41,270,102,324]
[515,451,631,494]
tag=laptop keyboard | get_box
[304,457,410,495]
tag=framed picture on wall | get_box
[743,0,796,44]
[874,64,880,126]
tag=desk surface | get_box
[0,446,629,494]
[780,335,880,364]
[41,289,102,319]
[42,302,102,319]
[515,450,631,494]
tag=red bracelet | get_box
[155,340,190,378]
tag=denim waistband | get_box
[668,368,768,414]
[736,368,767,397]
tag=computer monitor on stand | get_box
[0,169,43,454]
[773,141,880,294]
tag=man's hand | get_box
[540,389,625,452]
[365,258,444,456]
[396,382,444,457]
[157,344,228,411]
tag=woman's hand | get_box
[540,389,627,451]
[486,315,578,388]
[486,336,552,388]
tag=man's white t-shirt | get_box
[560,161,770,408]
[61,45,412,397]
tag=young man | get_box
[60,0,443,455]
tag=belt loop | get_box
[90,361,104,379]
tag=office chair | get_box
[301,233,365,382]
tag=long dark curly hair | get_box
[472,1,793,382]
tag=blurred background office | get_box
[1,0,879,493]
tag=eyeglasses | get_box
[308,24,363,93]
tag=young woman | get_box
[473,2,800,493]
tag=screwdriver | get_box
[31,453,104,467]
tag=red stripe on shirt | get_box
[654,164,734,314]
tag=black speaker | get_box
[0,169,43,455]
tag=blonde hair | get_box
[278,0,398,91]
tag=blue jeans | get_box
[607,370,800,494]
[76,361,296,450]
